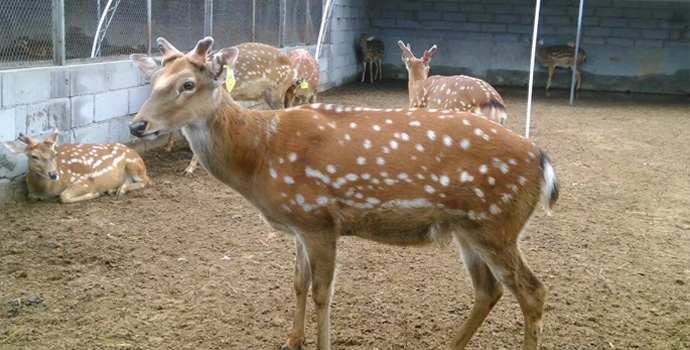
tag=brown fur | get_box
[399,41,507,125]
[359,34,384,83]
[130,37,559,350]
[537,43,587,91]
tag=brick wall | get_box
[369,0,690,95]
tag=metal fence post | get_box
[146,0,152,56]
[204,0,213,38]
[251,0,256,42]
[52,0,66,65]
[279,0,286,47]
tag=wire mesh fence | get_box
[0,0,323,70]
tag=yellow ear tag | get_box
[224,65,235,93]
[300,81,309,89]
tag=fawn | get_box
[536,40,587,92]
[285,49,320,107]
[129,36,559,350]
[5,130,151,204]
[359,34,384,83]
[398,41,507,125]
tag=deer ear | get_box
[130,54,161,78]
[4,141,28,154]
[211,47,240,83]
[44,129,59,147]
[187,36,214,67]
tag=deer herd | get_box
[5,34,564,350]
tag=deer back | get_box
[538,45,586,67]
[286,49,319,103]
[230,43,295,101]
[411,76,505,118]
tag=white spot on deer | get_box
[373,125,381,132]
[345,173,358,181]
[501,193,513,203]
[509,159,518,165]
[518,176,527,186]
[528,151,536,159]
[344,134,351,141]
[366,197,380,205]
[357,157,366,165]
[488,176,496,186]
[284,176,295,184]
[416,173,425,180]
[288,153,297,162]
[460,171,474,183]
[499,163,509,174]
[383,178,395,185]
[430,174,439,182]
[459,139,470,150]
[316,196,329,206]
[409,121,421,127]
[386,119,393,124]
[507,184,519,193]
[415,144,424,152]
[489,204,502,215]
[443,135,452,147]
[390,140,398,149]
[363,139,372,149]
[424,185,435,194]
[463,119,470,126]
[479,164,488,174]
[326,164,336,174]
[474,188,484,198]
[381,198,432,209]
[376,157,385,165]
[439,175,450,187]
[397,173,409,180]
[350,122,357,129]
[400,132,410,141]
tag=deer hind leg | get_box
[369,60,374,83]
[546,64,555,92]
[447,236,504,349]
[117,160,152,196]
[164,132,175,152]
[377,59,383,80]
[282,237,312,350]
[481,241,546,350]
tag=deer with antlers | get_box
[285,49,320,107]
[4,130,151,203]
[398,41,507,125]
[144,42,296,175]
[129,36,559,350]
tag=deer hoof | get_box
[279,340,304,350]
[183,169,195,177]
[116,186,127,197]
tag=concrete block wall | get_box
[369,0,690,95]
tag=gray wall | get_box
[369,0,690,95]
[0,0,371,204]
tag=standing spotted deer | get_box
[285,49,319,107]
[4,130,150,203]
[536,40,587,92]
[398,41,508,125]
[129,36,560,350]
[359,34,384,83]
[141,42,295,175]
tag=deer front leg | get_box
[369,60,374,83]
[164,132,175,152]
[360,61,366,83]
[304,234,337,350]
[282,238,312,350]
[60,186,101,204]
[183,155,199,176]
[377,59,383,80]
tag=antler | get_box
[397,40,415,59]
[423,45,437,62]
[156,37,183,63]
[187,36,214,67]
[17,133,38,148]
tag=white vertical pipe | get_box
[315,0,333,60]
[569,0,584,105]
[91,0,114,58]
[525,0,542,138]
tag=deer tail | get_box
[539,149,559,215]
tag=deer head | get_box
[397,40,436,81]
[5,130,60,180]
[128,37,239,139]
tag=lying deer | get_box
[142,42,295,175]
[536,40,587,92]
[285,49,319,107]
[4,130,151,203]
[359,34,384,83]
[398,41,508,125]
[130,36,560,350]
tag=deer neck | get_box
[26,169,61,198]
[408,69,427,103]
[181,91,269,198]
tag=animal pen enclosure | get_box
[1,0,689,349]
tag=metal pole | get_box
[52,0,66,65]
[315,0,333,60]
[279,0,286,47]
[251,0,256,42]
[569,0,584,105]
[204,0,213,38]
[525,0,542,139]
[91,0,113,58]
[146,0,152,56]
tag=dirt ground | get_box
[1,81,689,350]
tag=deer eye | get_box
[183,81,195,91]
[31,155,39,160]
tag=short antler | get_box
[397,40,414,59]
[423,45,437,62]
[187,36,214,67]
[156,37,183,63]
[17,133,38,148]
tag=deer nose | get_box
[129,121,148,137]
[48,171,58,180]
